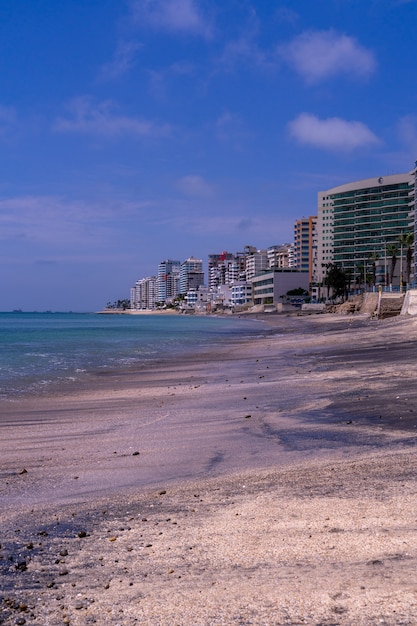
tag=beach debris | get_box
[244,415,252,419]
[77,530,87,538]
[15,561,27,572]
[159,490,167,495]
[132,451,140,456]
[18,468,27,475]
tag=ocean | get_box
[0,312,264,399]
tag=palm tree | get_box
[398,232,414,285]
[324,263,347,300]
[387,244,398,287]
[369,251,379,288]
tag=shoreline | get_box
[2,314,417,624]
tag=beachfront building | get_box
[230,281,252,308]
[251,269,309,307]
[207,251,239,290]
[157,259,180,304]
[245,249,268,281]
[179,256,204,294]
[294,217,317,285]
[314,171,415,294]
[185,286,208,308]
[131,276,157,310]
[267,244,294,270]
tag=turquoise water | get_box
[0,312,263,398]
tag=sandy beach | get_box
[1,313,417,625]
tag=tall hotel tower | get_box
[179,256,204,294]
[157,259,180,303]
[315,172,414,288]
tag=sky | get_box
[1,0,417,311]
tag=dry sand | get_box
[1,313,417,625]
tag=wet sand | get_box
[1,313,417,624]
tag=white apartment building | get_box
[267,244,294,269]
[314,171,414,289]
[180,256,204,294]
[157,259,180,303]
[130,276,157,310]
[207,252,236,290]
[230,282,252,307]
[245,249,268,280]
[251,269,309,306]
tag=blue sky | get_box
[1,0,416,311]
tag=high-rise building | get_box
[294,217,316,284]
[245,249,268,280]
[131,276,157,310]
[179,256,204,294]
[314,172,414,288]
[207,251,237,290]
[157,259,180,303]
[267,244,294,270]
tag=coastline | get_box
[2,314,417,624]
[97,308,181,314]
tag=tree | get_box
[324,263,348,300]
[286,288,308,297]
[387,244,398,286]
[355,263,365,292]
[398,232,414,285]
[369,251,379,287]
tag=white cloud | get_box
[288,113,381,151]
[280,29,376,84]
[0,194,154,250]
[131,0,212,38]
[53,97,170,138]
[217,10,275,73]
[219,35,268,71]
[176,175,214,197]
[99,41,142,80]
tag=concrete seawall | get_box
[401,289,417,316]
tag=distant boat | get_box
[12,309,23,313]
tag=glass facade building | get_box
[316,172,414,288]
